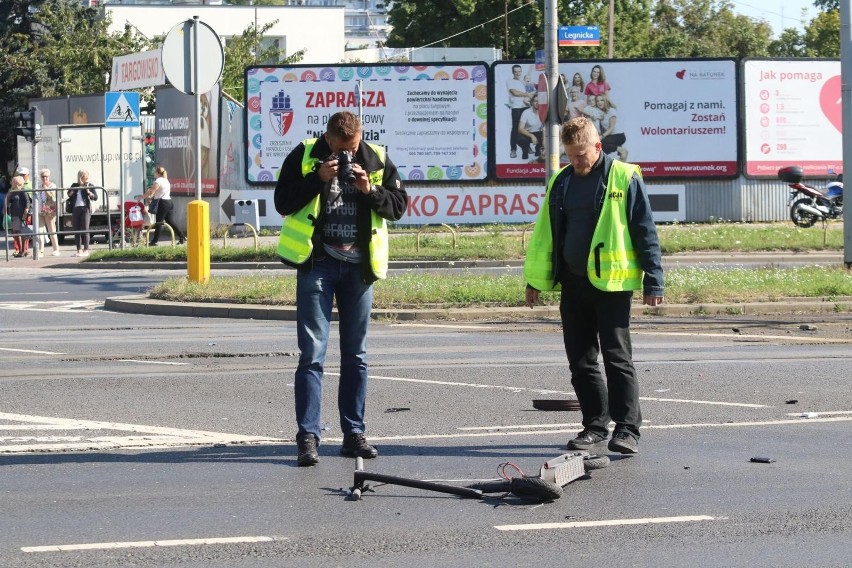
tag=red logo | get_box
[819,75,842,133]
[675,69,686,80]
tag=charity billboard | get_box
[492,59,738,180]
[742,58,841,178]
[244,63,489,184]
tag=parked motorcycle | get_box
[777,166,844,228]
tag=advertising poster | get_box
[493,59,738,179]
[742,59,841,177]
[154,84,220,196]
[244,63,489,184]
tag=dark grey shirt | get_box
[561,154,606,276]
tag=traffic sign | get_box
[537,73,549,124]
[558,25,601,47]
[162,19,224,95]
[105,91,140,127]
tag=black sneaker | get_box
[296,433,320,467]
[566,429,607,450]
[608,431,639,454]
[340,433,378,459]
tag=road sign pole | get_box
[119,128,125,249]
[544,0,559,182]
[193,16,203,202]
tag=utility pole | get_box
[504,0,509,55]
[607,0,615,58]
[544,0,559,182]
[841,0,851,267]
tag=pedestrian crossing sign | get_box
[105,91,140,127]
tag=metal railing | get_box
[3,186,117,260]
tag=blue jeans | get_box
[294,256,373,440]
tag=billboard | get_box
[153,84,221,196]
[244,63,489,184]
[492,59,738,179]
[742,59,841,178]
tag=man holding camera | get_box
[274,111,408,467]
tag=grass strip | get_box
[149,266,852,309]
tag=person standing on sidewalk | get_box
[67,169,97,257]
[143,165,185,246]
[274,111,407,467]
[523,116,664,455]
[37,169,60,256]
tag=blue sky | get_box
[729,0,817,36]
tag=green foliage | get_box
[388,0,778,60]
[221,19,306,102]
[803,9,840,57]
[0,0,150,175]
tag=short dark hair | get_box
[326,111,362,139]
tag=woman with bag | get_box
[5,175,31,257]
[67,169,97,257]
[142,165,185,246]
[38,168,60,256]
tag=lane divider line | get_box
[495,514,717,532]
[118,359,189,366]
[22,535,277,553]
[0,347,67,355]
[340,373,771,409]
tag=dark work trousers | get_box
[560,271,642,438]
[72,205,91,250]
[510,107,526,153]
[150,199,184,244]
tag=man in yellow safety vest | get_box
[524,116,664,455]
[274,111,408,467]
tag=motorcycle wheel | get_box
[790,198,819,228]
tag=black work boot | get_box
[340,433,378,459]
[566,429,607,450]
[296,433,320,467]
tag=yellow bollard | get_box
[187,200,210,283]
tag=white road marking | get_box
[340,373,771,409]
[390,323,495,330]
[0,412,276,454]
[118,359,189,366]
[0,347,66,355]
[635,330,852,344]
[495,514,717,532]
[786,410,852,416]
[22,535,277,553]
[0,292,68,297]
[358,415,852,443]
[641,396,767,408]
[0,300,101,313]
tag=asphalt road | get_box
[1,265,852,567]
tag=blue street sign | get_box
[105,91,141,127]
[558,26,601,47]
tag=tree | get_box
[768,28,807,57]
[387,0,773,61]
[221,19,306,103]
[0,0,149,174]
[803,9,840,57]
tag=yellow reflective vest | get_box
[524,159,643,292]
[276,139,390,280]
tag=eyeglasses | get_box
[41,175,49,178]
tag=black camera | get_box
[336,150,356,184]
